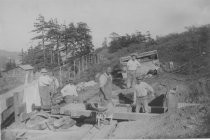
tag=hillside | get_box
[94,25,210,77]
[0,49,20,69]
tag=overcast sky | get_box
[0,0,210,52]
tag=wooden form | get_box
[1,91,26,128]
[60,105,159,121]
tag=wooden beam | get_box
[2,106,14,122]
[60,109,93,118]
[60,107,159,120]
[113,112,159,120]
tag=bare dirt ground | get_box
[2,72,210,139]
[110,72,210,139]
[111,105,210,139]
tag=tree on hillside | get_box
[108,31,152,53]
[31,14,49,67]
[75,22,94,56]
[22,15,94,69]
[5,59,16,71]
[102,37,108,48]
[46,18,62,66]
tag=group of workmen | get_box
[37,53,154,113]
[98,53,154,113]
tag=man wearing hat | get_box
[133,76,154,113]
[38,68,53,106]
[126,53,141,88]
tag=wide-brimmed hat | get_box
[40,68,48,73]
[131,53,138,57]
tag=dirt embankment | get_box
[111,73,210,139]
[111,104,210,139]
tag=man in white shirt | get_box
[61,80,78,97]
[38,68,53,106]
[126,53,141,88]
[133,76,154,113]
[99,67,112,106]
[61,80,79,103]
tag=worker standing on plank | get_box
[133,76,154,113]
[38,68,53,107]
[99,67,113,106]
[126,53,141,88]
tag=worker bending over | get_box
[99,67,113,106]
[127,53,141,88]
[38,68,53,106]
[61,79,79,103]
[133,76,154,113]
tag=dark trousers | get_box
[39,86,51,106]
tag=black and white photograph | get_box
[0,0,210,139]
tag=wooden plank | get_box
[1,106,14,122]
[13,92,20,122]
[60,109,93,118]
[113,112,159,120]
[60,106,159,120]
[6,97,14,108]
[177,103,200,109]
[0,110,1,140]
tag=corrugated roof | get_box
[18,64,34,70]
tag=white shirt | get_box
[38,75,52,86]
[127,59,141,71]
[134,82,154,97]
[61,84,78,96]
[99,73,112,87]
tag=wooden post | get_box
[14,92,20,122]
[95,54,98,64]
[85,55,88,70]
[59,67,62,86]
[73,60,76,79]
[69,66,71,80]
[42,30,46,67]
[0,111,1,140]
[50,49,53,65]
[78,58,81,78]
[82,55,85,71]
[81,56,83,72]
[86,54,89,69]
